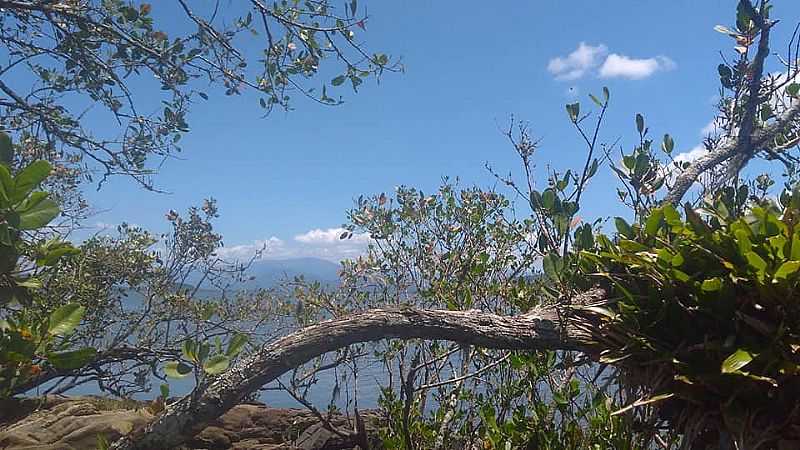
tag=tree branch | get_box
[664,93,800,205]
[663,7,800,206]
[110,295,603,450]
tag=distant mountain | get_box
[118,258,341,307]
[241,257,341,289]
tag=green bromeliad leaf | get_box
[721,349,754,374]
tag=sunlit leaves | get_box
[164,361,193,379]
[18,199,59,230]
[202,355,230,375]
[721,349,754,374]
[13,160,51,203]
[581,190,800,432]
[226,333,248,357]
[47,304,85,336]
[47,348,97,370]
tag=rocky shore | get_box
[0,396,383,450]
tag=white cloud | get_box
[701,118,721,137]
[293,227,371,261]
[215,236,285,261]
[547,42,608,81]
[294,227,370,245]
[217,228,372,263]
[674,145,707,164]
[549,44,675,82]
[599,54,675,80]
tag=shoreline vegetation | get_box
[3,1,800,449]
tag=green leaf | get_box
[635,113,645,134]
[18,198,59,230]
[542,254,556,280]
[331,75,346,86]
[787,83,800,98]
[16,278,42,289]
[614,217,633,238]
[645,208,664,236]
[745,251,767,276]
[792,234,800,260]
[37,244,80,267]
[202,355,230,375]
[47,347,97,370]
[663,204,681,226]
[662,134,674,153]
[0,132,13,166]
[671,252,685,267]
[48,303,85,336]
[541,189,556,210]
[226,333,249,357]
[552,391,568,406]
[602,86,610,102]
[17,191,48,212]
[0,164,14,204]
[714,25,738,36]
[589,93,603,107]
[197,342,210,364]
[618,239,648,252]
[587,158,599,178]
[672,269,691,283]
[701,277,723,292]
[182,340,197,363]
[736,0,757,32]
[13,160,51,202]
[774,261,800,280]
[721,349,754,374]
[160,383,170,399]
[566,102,580,123]
[164,361,193,378]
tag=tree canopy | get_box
[4,1,800,450]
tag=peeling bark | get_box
[110,298,603,450]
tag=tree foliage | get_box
[8,1,800,450]
[0,0,399,188]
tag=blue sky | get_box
[82,0,800,261]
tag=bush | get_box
[580,188,800,448]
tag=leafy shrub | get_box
[0,132,90,397]
[580,189,800,448]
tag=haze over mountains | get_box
[239,257,341,288]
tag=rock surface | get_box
[0,396,382,450]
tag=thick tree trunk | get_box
[110,295,603,450]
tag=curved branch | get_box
[110,298,602,450]
[664,98,800,205]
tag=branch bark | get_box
[110,294,603,450]
[664,9,800,206]
[664,97,800,205]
